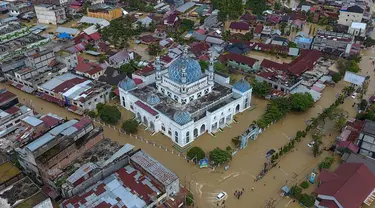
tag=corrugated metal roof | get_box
[26,120,78,152]
[40,73,80,91]
[67,162,98,184]
[56,27,79,35]
[22,116,43,127]
[100,144,135,167]
[176,2,195,13]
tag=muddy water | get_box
[0,76,357,208]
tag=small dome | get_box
[173,111,192,125]
[146,94,161,106]
[119,77,136,91]
[233,78,251,93]
[168,55,202,83]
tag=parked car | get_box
[216,192,227,201]
[351,93,358,99]
[307,141,315,148]
[265,149,275,158]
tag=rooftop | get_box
[130,150,178,186]
[0,162,22,184]
[362,120,375,135]
[0,177,40,207]
[130,82,234,121]
[61,164,161,208]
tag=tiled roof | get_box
[191,42,209,56]
[89,32,101,41]
[260,59,288,71]
[135,100,158,116]
[0,90,17,105]
[5,106,19,114]
[52,77,87,94]
[134,64,155,76]
[254,24,263,33]
[223,52,258,67]
[314,163,375,208]
[229,21,250,30]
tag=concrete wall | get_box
[338,11,363,26]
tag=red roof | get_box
[135,101,158,116]
[254,24,263,34]
[223,52,258,67]
[133,78,143,85]
[52,77,87,94]
[75,62,92,73]
[191,42,209,56]
[260,59,288,71]
[74,33,91,44]
[89,32,101,41]
[313,163,375,208]
[287,50,321,76]
[0,90,17,105]
[134,64,155,76]
[41,94,65,106]
[229,21,250,30]
[73,117,92,130]
[86,66,104,75]
[5,106,19,114]
[319,199,339,208]
[40,115,62,128]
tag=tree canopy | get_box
[253,80,271,97]
[199,61,209,72]
[209,148,231,165]
[187,146,206,162]
[290,93,314,112]
[180,19,195,32]
[97,105,121,124]
[148,43,161,56]
[247,0,269,15]
[212,0,244,20]
[122,119,139,134]
[364,37,375,47]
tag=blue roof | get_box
[168,55,202,83]
[119,77,136,91]
[173,111,192,125]
[58,32,72,39]
[26,120,78,152]
[22,116,43,127]
[146,94,161,106]
[233,79,251,93]
[295,37,312,44]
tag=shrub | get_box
[187,147,205,162]
[291,185,302,199]
[299,194,315,207]
[98,105,121,124]
[226,146,232,152]
[300,181,309,189]
[87,110,97,118]
[332,73,342,83]
[122,119,139,134]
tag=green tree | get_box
[87,110,97,118]
[290,93,314,112]
[98,54,107,63]
[291,185,302,199]
[186,192,194,206]
[364,37,375,47]
[288,41,297,48]
[199,60,209,72]
[274,2,281,10]
[246,0,269,15]
[187,146,206,162]
[244,31,254,41]
[300,181,309,189]
[253,80,271,97]
[347,60,360,73]
[209,148,231,165]
[96,103,105,111]
[312,134,322,157]
[148,43,161,56]
[359,99,368,111]
[98,105,121,124]
[120,61,138,74]
[212,0,244,20]
[332,73,342,83]
[222,30,231,41]
[299,194,315,207]
[122,119,139,134]
[214,62,228,74]
[180,19,195,32]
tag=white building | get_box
[119,47,252,147]
[348,22,366,37]
[34,4,67,25]
[338,5,364,26]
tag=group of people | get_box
[234,188,244,199]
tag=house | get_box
[164,13,179,26]
[348,22,366,37]
[229,21,250,34]
[295,36,312,49]
[311,30,354,57]
[356,120,375,159]
[98,67,127,86]
[291,19,305,30]
[190,42,210,58]
[107,50,135,68]
[135,16,153,28]
[0,89,18,110]
[268,36,289,46]
[56,27,79,37]
[219,52,260,72]
[254,24,263,39]
[139,35,159,45]
[240,13,256,24]
[313,163,375,208]
[75,61,104,80]
[68,1,83,16]
[338,5,364,26]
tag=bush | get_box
[299,194,315,207]
[186,192,194,206]
[209,148,231,165]
[332,73,342,83]
[291,185,302,199]
[98,105,121,124]
[300,181,309,189]
[122,119,139,134]
[187,146,205,162]
[226,146,232,152]
[87,110,97,118]
[319,157,334,170]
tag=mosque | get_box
[118,47,252,147]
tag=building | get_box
[87,4,122,21]
[0,104,33,133]
[219,52,260,72]
[107,50,135,68]
[32,0,69,6]
[60,149,182,207]
[311,30,355,57]
[295,36,312,49]
[229,21,250,35]
[356,120,375,159]
[338,5,364,26]
[16,118,103,185]
[0,21,29,44]
[313,163,375,208]
[75,61,105,80]
[0,113,64,153]
[7,3,33,17]
[38,73,111,113]
[34,4,67,25]
[348,22,366,37]
[119,48,252,147]
[0,89,18,110]
[55,50,78,69]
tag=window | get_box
[186,132,190,143]
[174,131,179,143]
[189,96,194,101]
[174,95,178,101]
[197,92,202,98]
[204,89,209,94]
[168,128,172,135]
[130,105,133,110]
[162,124,165,131]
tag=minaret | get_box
[208,53,214,85]
[155,56,161,84]
[181,65,187,93]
